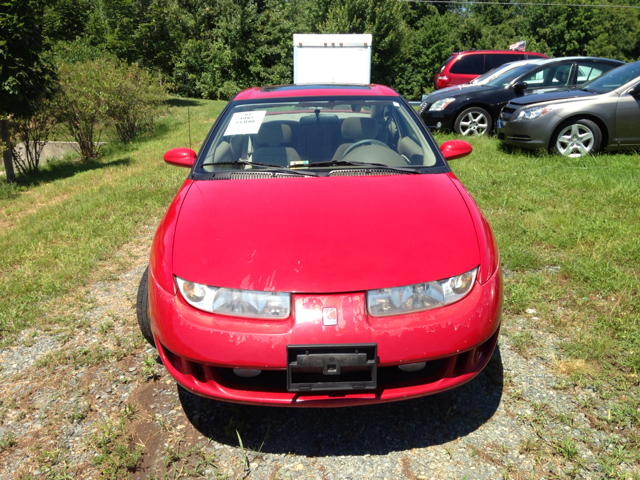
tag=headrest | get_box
[257,123,292,146]
[341,117,378,140]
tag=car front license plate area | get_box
[287,344,377,392]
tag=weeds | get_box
[0,431,16,452]
[90,418,143,478]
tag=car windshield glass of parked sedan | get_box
[197,97,438,171]
[485,64,539,87]
[581,61,640,93]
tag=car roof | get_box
[234,84,399,101]
[453,50,548,56]
[538,56,625,64]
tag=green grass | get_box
[0,98,226,342]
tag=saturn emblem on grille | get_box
[322,307,338,326]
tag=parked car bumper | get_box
[420,109,456,131]
[496,110,560,149]
[148,266,503,407]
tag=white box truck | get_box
[293,34,372,85]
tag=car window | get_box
[198,97,439,171]
[576,62,618,84]
[440,55,455,72]
[582,61,640,93]
[485,53,524,71]
[521,63,572,87]
[449,54,485,75]
[485,64,541,87]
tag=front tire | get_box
[552,119,601,157]
[136,266,156,347]
[454,107,492,136]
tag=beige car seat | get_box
[252,123,301,167]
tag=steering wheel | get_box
[342,139,389,158]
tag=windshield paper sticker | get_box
[223,111,267,136]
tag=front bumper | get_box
[420,108,456,131]
[149,267,502,407]
[496,108,559,149]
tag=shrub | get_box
[10,97,58,176]
[55,56,166,160]
[55,58,109,160]
[102,62,166,144]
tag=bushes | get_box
[102,62,166,144]
[55,55,166,160]
[10,98,58,175]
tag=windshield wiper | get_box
[310,159,421,174]
[200,160,317,176]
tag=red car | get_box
[434,50,549,89]
[137,84,503,407]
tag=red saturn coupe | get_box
[137,84,502,407]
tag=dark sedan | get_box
[419,57,624,136]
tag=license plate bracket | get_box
[287,344,377,392]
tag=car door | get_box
[615,82,640,146]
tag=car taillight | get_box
[437,75,450,89]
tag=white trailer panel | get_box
[293,34,372,85]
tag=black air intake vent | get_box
[329,169,412,177]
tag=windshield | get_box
[485,64,539,87]
[197,97,439,173]
[470,67,499,84]
[582,61,640,94]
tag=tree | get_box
[0,0,55,182]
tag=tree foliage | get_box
[31,0,640,103]
[1,0,56,182]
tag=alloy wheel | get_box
[555,124,595,157]
[459,111,489,136]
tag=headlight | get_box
[516,105,553,121]
[366,267,478,317]
[429,97,456,111]
[175,277,291,319]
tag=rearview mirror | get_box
[513,81,528,93]
[164,148,197,168]
[440,140,472,161]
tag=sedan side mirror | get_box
[513,81,528,93]
[164,148,197,168]
[628,84,640,96]
[440,140,472,161]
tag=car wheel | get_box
[454,107,492,136]
[136,266,156,347]
[552,119,601,157]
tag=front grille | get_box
[158,328,499,395]
[500,106,517,122]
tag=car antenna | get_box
[188,101,192,152]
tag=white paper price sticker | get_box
[223,111,267,136]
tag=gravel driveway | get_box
[0,230,636,479]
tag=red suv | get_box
[434,50,550,89]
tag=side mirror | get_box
[440,140,472,161]
[164,148,196,168]
[628,84,640,96]
[513,81,528,93]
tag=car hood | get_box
[424,84,492,103]
[508,89,595,106]
[172,174,480,293]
